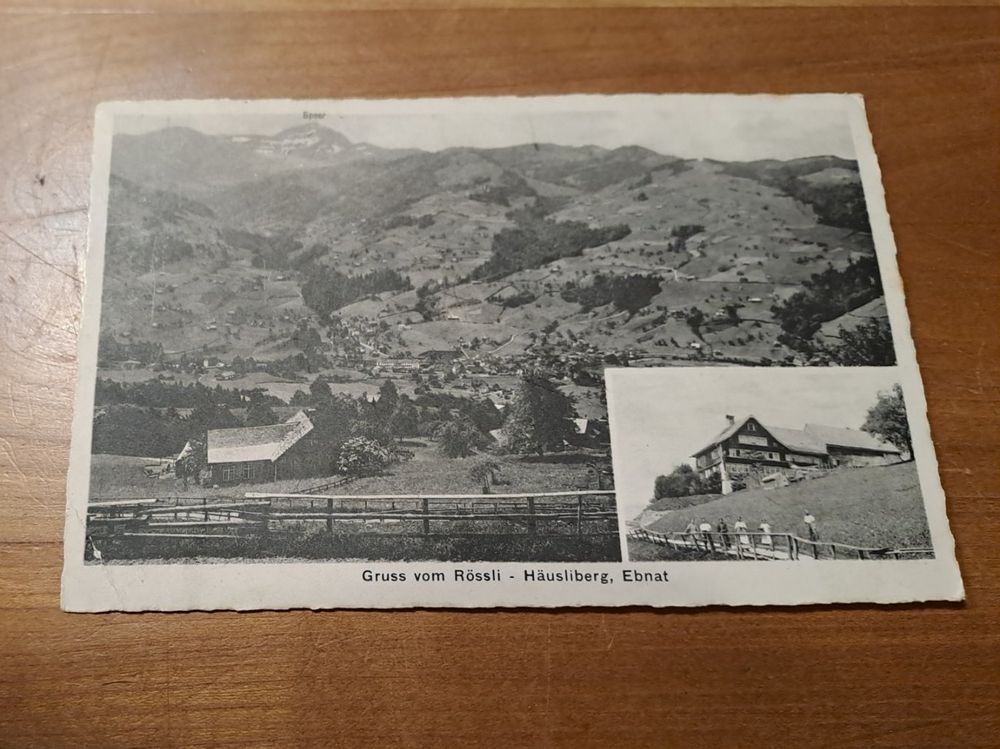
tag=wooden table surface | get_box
[1,3,998,747]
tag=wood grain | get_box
[0,5,998,748]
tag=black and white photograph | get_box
[60,96,962,610]
[608,367,934,562]
[80,96,896,566]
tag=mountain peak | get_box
[270,124,353,148]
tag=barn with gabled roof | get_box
[207,410,322,485]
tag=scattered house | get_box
[120,359,144,370]
[207,411,320,485]
[692,414,902,494]
[570,417,611,448]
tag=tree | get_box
[437,419,488,458]
[337,437,391,477]
[176,436,206,487]
[186,402,240,436]
[388,400,420,441]
[827,318,897,366]
[654,465,700,499]
[685,307,706,339]
[245,401,279,427]
[470,458,502,493]
[376,378,399,418]
[308,377,332,405]
[502,373,576,454]
[862,383,913,458]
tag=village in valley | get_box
[87,119,896,562]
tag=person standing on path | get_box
[684,519,698,546]
[717,518,730,549]
[804,511,818,541]
[698,518,713,550]
[759,519,773,550]
[734,517,749,547]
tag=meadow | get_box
[637,462,931,552]
[87,444,620,563]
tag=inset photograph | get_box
[607,367,933,562]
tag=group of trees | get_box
[91,397,254,458]
[94,378,280,410]
[821,318,897,366]
[561,273,662,315]
[653,464,722,501]
[105,225,200,269]
[385,213,436,230]
[94,365,588,483]
[470,218,631,281]
[220,228,304,271]
[301,266,412,319]
[97,334,164,367]
[771,255,888,360]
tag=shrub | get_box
[337,437,391,477]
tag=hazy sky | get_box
[113,95,858,162]
[606,367,903,519]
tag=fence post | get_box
[576,494,583,537]
[422,498,430,536]
[202,497,208,522]
[527,497,536,536]
[327,497,333,534]
[749,534,758,560]
[735,536,744,560]
[790,535,798,560]
[261,502,271,539]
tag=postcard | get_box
[61,94,962,610]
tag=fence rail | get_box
[87,491,620,542]
[627,528,933,561]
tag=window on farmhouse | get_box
[222,465,237,482]
[747,422,756,432]
[241,463,253,480]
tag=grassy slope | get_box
[644,463,931,550]
[89,442,604,499]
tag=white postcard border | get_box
[61,94,963,611]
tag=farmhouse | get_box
[693,414,901,494]
[207,410,322,485]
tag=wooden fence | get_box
[627,528,934,561]
[87,490,620,542]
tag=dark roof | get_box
[693,415,899,458]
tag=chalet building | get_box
[207,411,323,485]
[693,414,902,494]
